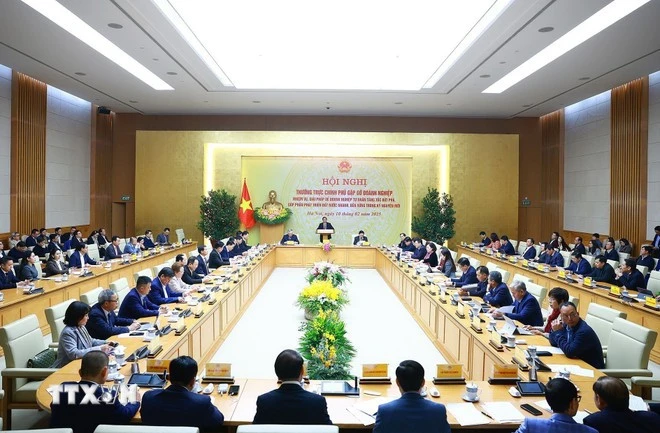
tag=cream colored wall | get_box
[135,131,518,247]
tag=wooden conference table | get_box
[36,245,604,432]
[456,245,660,363]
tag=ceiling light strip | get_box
[152,0,234,87]
[483,0,651,94]
[423,0,513,89]
[21,0,173,90]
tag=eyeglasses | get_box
[561,312,578,319]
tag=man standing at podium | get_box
[317,217,334,242]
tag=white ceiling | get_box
[0,0,658,118]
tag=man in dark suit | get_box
[253,349,332,425]
[603,240,619,262]
[104,236,123,260]
[535,242,550,263]
[457,266,489,298]
[196,246,210,276]
[280,229,300,245]
[60,227,76,244]
[353,230,368,246]
[0,257,28,290]
[374,360,450,433]
[492,281,543,326]
[141,356,224,431]
[478,231,491,247]
[450,258,477,288]
[316,216,334,242]
[50,351,140,433]
[550,302,604,369]
[70,230,85,250]
[208,241,227,269]
[8,241,29,261]
[614,258,646,290]
[156,228,170,245]
[522,238,537,260]
[651,225,660,258]
[411,238,426,261]
[148,267,183,305]
[573,236,587,255]
[637,245,655,271]
[182,257,204,285]
[401,237,415,253]
[69,244,98,268]
[499,235,516,255]
[118,276,163,320]
[483,270,512,307]
[48,234,63,256]
[143,230,156,249]
[583,376,659,433]
[25,229,39,248]
[0,241,6,260]
[514,378,597,433]
[566,252,592,276]
[591,255,617,284]
[86,289,140,339]
[33,235,49,258]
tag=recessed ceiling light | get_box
[538,26,554,33]
[252,100,261,103]
[394,102,403,105]
[153,58,159,61]
[21,0,173,90]
[499,61,506,64]
[446,103,452,106]
[74,72,86,76]
[479,74,491,78]
[107,23,123,29]
[129,100,138,103]
[166,71,178,75]
[484,0,650,94]
[578,76,591,81]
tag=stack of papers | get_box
[534,345,565,355]
[547,364,594,377]
[481,402,525,422]
[446,403,491,426]
[535,399,590,423]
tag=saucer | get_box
[461,393,480,402]
[108,373,124,381]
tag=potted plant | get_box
[411,188,456,246]
[296,280,349,319]
[299,310,355,380]
[306,261,349,288]
[197,189,240,242]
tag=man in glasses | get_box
[86,289,141,340]
[549,302,604,369]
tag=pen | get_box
[480,410,494,421]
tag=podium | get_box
[316,229,334,243]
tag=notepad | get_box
[481,402,525,422]
[446,403,491,426]
[547,364,594,377]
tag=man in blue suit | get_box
[104,236,123,260]
[253,349,331,425]
[141,356,224,431]
[450,257,478,288]
[208,241,228,269]
[549,302,604,369]
[0,257,28,289]
[374,360,450,433]
[196,246,210,276]
[69,244,98,268]
[545,246,565,268]
[522,238,537,260]
[156,228,170,245]
[584,376,659,433]
[148,267,183,305]
[492,281,543,326]
[86,289,140,339]
[280,229,300,245]
[515,378,597,433]
[636,245,655,271]
[603,240,619,262]
[566,252,592,276]
[572,236,587,255]
[118,276,163,319]
[123,237,139,255]
[457,266,489,298]
[614,258,646,290]
[411,238,426,261]
[499,235,516,256]
[50,351,140,433]
[483,270,512,307]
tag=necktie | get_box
[141,297,145,307]
[566,327,572,344]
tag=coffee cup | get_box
[558,369,571,380]
[489,320,497,331]
[115,348,125,365]
[471,306,481,318]
[506,335,516,347]
[466,383,480,400]
[108,361,118,374]
[147,327,157,339]
[0,292,4,302]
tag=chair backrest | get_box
[35,255,43,279]
[80,287,104,306]
[647,271,660,296]
[165,258,175,267]
[152,263,169,278]
[95,426,198,433]
[493,268,510,285]
[559,251,571,268]
[605,318,658,370]
[188,249,199,258]
[45,299,76,343]
[517,241,527,255]
[534,245,542,256]
[606,259,619,270]
[584,303,627,348]
[133,268,153,285]
[485,262,497,272]
[512,273,532,284]
[175,228,185,243]
[118,238,127,251]
[568,295,579,310]
[467,257,480,269]
[618,252,630,264]
[0,315,48,389]
[637,265,649,278]
[236,426,339,433]
[583,254,595,266]
[87,243,100,261]
[526,282,547,307]
[110,278,131,305]
[509,239,518,249]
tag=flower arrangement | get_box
[296,280,348,318]
[322,242,332,253]
[254,207,292,225]
[299,310,355,380]
[306,261,349,288]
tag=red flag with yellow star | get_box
[238,178,256,229]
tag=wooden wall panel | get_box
[10,71,46,234]
[540,110,564,239]
[610,77,648,254]
[91,109,114,233]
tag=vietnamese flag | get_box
[238,178,256,229]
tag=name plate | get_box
[487,248,493,255]
[439,289,447,303]
[147,336,160,352]
[610,285,621,296]
[436,364,463,379]
[558,269,566,278]
[521,259,528,267]
[513,347,529,368]
[206,363,232,378]
[472,315,481,330]
[583,276,592,286]
[456,302,465,317]
[146,359,170,373]
[645,297,657,308]
[536,263,544,271]
[174,319,186,332]
[362,241,370,246]
[496,252,502,258]
[362,363,388,378]
[489,330,502,348]
[492,364,519,379]
[193,303,204,316]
